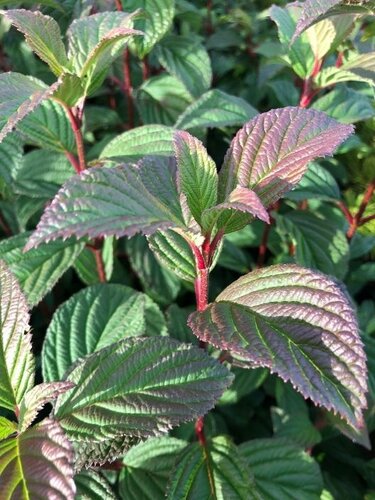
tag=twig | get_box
[347,179,375,239]
[299,57,322,108]
[141,56,150,81]
[123,48,134,129]
[257,222,272,268]
[63,105,86,173]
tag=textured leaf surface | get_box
[0,73,61,143]
[1,9,69,75]
[156,35,212,98]
[286,162,340,201]
[0,419,75,499]
[42,283,166,382]
[26,157,185,250]
[0,261,33,412]
[100,125,174,162]
[119,437,187,500]
[239,438,323,500]
[313,87,375,124]
[0,417,17,440]
[166,436,259,499]
[18,381,74,432]
[0,134,22,193]
[0,232,84,306]
[175,89,258,130]
[174,131,218,225]
[54,337,233,468]
[74,470,116,500]
[189,264,367,428]
[218,107,353,207]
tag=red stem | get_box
[195,416,206,446]
[337,200,353,224]
[142,56,150,81]
[257,222,272,268]
[347,179,375,239]
[93,247,106,282]
[299,57,322,108]
[359,213,375,226]
[114,0,123,10]
[64,106,86,173]
[123,48,134,129]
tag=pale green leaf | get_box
[286,162,340,201]
[0,417,17,440]
[313,86,375,123]
[0,134,23,195]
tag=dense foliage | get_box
[0,0,374,498]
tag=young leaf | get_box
[189,264,367,429]
[119,437,188,500]
[25,157,186,250]
[1,9,69,76]
[218,107,353,207]
[0,260,34,412]
[54,337,233,468]
[166,436,260,499]
[175,89,258,130]
[0,419,75,499]
[74,470,116,500]
[0,232,84,306]
[42,283,166,382]
[239,438,323,500]
[18,381,75,433]
[0,417,17,440]
[174,130,218,225]
[156,35,212,98]
[0,73,61,143]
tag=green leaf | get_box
[276,211,350,279]
[0,72,61,143]
[0,417,17,440]
[239,438,323,500]
[166,304,198,345]
[286,162,340,202]
[100,125,174,162]
[17,99,75,152]
[42,283,166,382]
[0,260,33,412]
[0,232,84,306]
[175,89,258,130]
[1,9,69,76]
[0,419,75,499]
[313,86,375,123]
[189,264,367,430]
[156,35,212,98]
[128,0,175,58]
[119,437,187,500]
[74,470,116,500]
[0,134,23,195]
[67,11,140,94]
[127,234,181,305]
[26,157,186,250]
[137,75,193,126]
[219,367,268,405]
[174,130,218,226]
[73,236,114,285]
[166,436,260,499]
[0,0,63,9]
[54,337,233,468]
[18,381,74,433]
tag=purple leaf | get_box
[25,157,186,250]
[218,107,353,207]
[189,264,367,430]
[0,419,75,499]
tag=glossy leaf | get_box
[218,107,353,207]
[175,89,258,130]
[119,437,187,500]
[239,438,323,500]
[0,232,84,306]
[166,436,259,499]
[0,419,75,499]
[1,9,69,75]
[0,417,17,440]
[74,470,116,500]
[313,87,375,124]
[25,157,186,250]
[54,337,233,468]
[42,283,166,382]
[189,264,367,429]
[0,260,33,412]
[286,162,340,201]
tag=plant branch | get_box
[64,105,86,173]
[359,213,375,226]
[347,179,375,239]
[124,48,135,129]
[299,57,322,108]
[87,239,107,282]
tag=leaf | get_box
[17,98,75,152]
[0,260,33,412]
[18,381,75,433]
[286,162,340,201]
[1,9,69,75]
[25,157,186,250]
[67,11,141,94]
[219,367,268,405]
[315,87,375,123]
[305,19,337,60]
[275,211,350,279]
[100,125,174,162]
[174,130,218,225]
[218,107,353,207]
[73,236,114,286]
[119,437,187,500]
[0,72,61,143]
[188,264,367,429]
[54,337,233,468]
[0,419,75,499]
[0,0,63,9]
[239,438,323,500]
[0,417,17,440]
[128,0,175,58]
[166,436,259,499]
[175,89,258,130]
[42,283,166,382]
[0,232,84,306]
[166,304,198,345]
[74,470,116,500]
[156,35,212,98]
[126,234,181,305]
[0,134,23,195]
[340,52,375,86]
